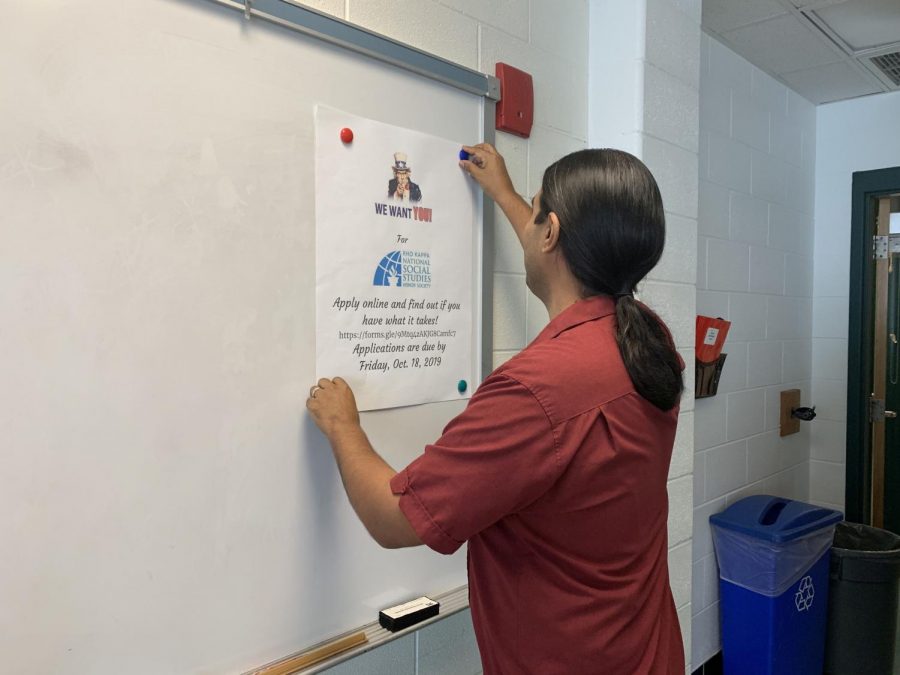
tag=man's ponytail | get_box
[615,296,684,411]
[539,149,684,411]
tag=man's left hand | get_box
[307,377,361,440]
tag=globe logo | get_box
[374,251,403,287]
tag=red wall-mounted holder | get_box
[495,62,533,138]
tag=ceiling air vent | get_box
[869,52,900,87]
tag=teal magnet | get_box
[457,380,468,393]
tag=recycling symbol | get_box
[794,575,815,612]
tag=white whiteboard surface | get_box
[0,2,484,673]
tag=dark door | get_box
[847,169,900,527]
[884,218,900,533]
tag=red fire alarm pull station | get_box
[495,62,533,138]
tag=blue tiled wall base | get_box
[720,551,831,675]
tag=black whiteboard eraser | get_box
[378,596,439,632]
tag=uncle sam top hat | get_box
[392,152,411,173]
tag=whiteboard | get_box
[0,1,490,673]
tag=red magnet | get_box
[340,127,354,143]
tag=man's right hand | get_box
[459,143,517,203]
[459,143,532,242]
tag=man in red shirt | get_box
[308,145,685,674]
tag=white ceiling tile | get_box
[780,61,883,103]
[721,14,843,74]
[702,0,898,105]
[813,0,900,51]
[702,0,788,34]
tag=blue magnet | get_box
[458,149,470,161]
[457,380,468,393]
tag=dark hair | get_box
[537,149,684,411]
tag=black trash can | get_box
[824,522,900,674]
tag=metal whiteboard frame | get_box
[204,0,498,383]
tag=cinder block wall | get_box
[638,2,702,665]
[692,33,816,668]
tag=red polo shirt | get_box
[390,296,684,674]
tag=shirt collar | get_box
[533,295,617,344]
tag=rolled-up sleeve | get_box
[390,375,558,554]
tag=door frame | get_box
[847,166,900,523]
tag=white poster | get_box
[315,107,479,411]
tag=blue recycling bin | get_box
[710,495,843,675]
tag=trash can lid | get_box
[709,495,843,543]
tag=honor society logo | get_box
[373,250,432,288]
